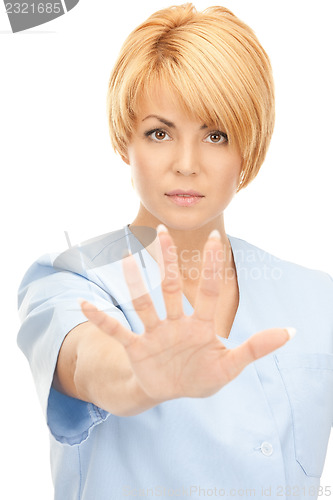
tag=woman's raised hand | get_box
[80,226,295,402]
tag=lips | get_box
[165,190,204,207]
[165,189,204,197]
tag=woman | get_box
[17,3,333,499]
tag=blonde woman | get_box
[17,3,333,499]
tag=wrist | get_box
[124,376,167,416]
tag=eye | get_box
[205,131,228,144]
[144,128,171,142]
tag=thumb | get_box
[226,327,296,376]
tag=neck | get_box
[128,211,233,284]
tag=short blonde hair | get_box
[106,3,275,192]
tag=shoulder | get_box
[18,226,131,293]
[228,234,333,301]
[52,225,158,274]
[18,225,158,308]
[25,226,132,277]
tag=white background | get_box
[1,0,332,497]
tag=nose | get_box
[174,142,200,176]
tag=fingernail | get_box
[78,298,86,306]
[157,224,168,235]
[208,229,221,240]
[285,327,297,340]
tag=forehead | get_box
[135,83,206,127]
[136,85,181,115]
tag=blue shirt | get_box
[17,224,333,499]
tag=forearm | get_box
[53,321,162,417]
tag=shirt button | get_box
[260,441,273,456]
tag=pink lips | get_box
[165,189,204,207]
[165,189,204,197]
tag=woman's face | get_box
[124,85,242,231]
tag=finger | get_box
[157,226,184,320]
[192,231,223,322]
[79,299,137,348]
[224,327,296,380]
[121,251,161,332]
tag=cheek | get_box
[130,153,157,191]
[214,156,242,190]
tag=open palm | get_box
[80,226,294,402]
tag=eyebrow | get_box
[142,114,208,130]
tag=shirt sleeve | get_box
[17,252,131,446]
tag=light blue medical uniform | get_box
[17,225,333,499]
